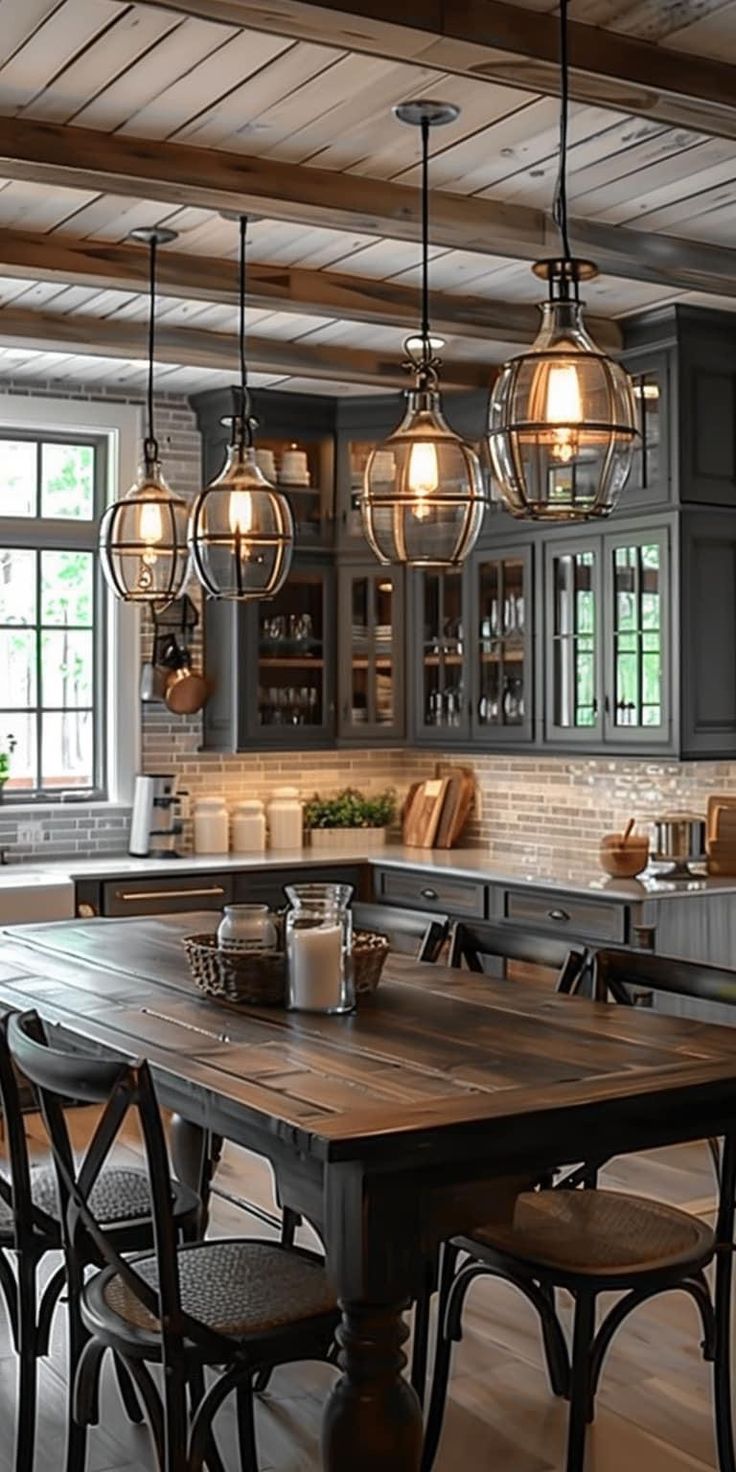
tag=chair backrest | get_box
[449,920,587,995]
[352,901,449,963]
[0,1009,58,1244]
[593,948,736,1010]
[6,1009,225,1360]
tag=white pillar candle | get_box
[289,924,343,1010]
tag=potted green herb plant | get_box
[0,734,17,802]
[304,787,396,852]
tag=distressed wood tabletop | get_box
[3,913,736,1471]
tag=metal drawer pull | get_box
[114,886,226,902]
[547,908,571,923]
[421,887,439,901]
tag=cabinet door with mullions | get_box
[604,527,669,744]
[413,568,471,742]
[472,545,533,743]
[338,564,404,742]
[545,538,603,743]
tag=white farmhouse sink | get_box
[0,868,75,924]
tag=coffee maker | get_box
[129,775,183,858]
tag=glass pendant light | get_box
[188,216,294,600]
[99,227,190,602]
[361,101,487,567]
[488,0,638,521]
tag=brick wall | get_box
[2,372,733,866]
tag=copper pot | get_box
[164,664,209,715]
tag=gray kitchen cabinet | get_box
[544,522,671,751]
[620,348,671,509]
[471,542,535,745]
[337,561,405,743]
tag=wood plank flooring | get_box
[1,1112,724,1471]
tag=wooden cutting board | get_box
[435,772,475,848]
[416,777,449,848]
[402,782,424,847]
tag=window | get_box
[0,431,107,799]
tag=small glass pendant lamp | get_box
[99,227,190,603]
[361,101,487,567]
[188,216,294,600]
[488,0,638,521]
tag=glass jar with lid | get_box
[267,787,303,850]
[217,904,278,952]
[284,883,354,1014]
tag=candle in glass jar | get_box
[289,924,342,1010]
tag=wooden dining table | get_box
[2,911,736,1472]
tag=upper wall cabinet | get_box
[338,561,405,743]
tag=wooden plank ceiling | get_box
[0,0,734,396]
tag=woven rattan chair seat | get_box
[466,1188,715,1279]
[94,1239,337,1340]
[0,1165,199,1236]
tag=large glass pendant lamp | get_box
[188,216,294,599]
[488,0,639,521]
[361,101,487,567]
[99,227,190,602]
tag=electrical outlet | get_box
[17,822,43,847]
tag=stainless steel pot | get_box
[650,813,706,874]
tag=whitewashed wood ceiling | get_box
[0,0,735,394]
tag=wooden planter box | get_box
[308,827,387,853]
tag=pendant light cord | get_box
[145,233,158,463]
[552,0,573,266]
[237,214,253,446]
[421,114,430,350]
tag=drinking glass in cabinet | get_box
[551,550,597,728]
[613,542,662,729]
[422,571,466,732]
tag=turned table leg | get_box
[169,1115,222,1212]
[322,1300,423,1472]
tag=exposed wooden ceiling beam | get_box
[0,225,621,351]
[134,0,736,141]
[0,118,735,301]
[0,305,491,388]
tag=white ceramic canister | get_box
[217,904,278,952]
[231,798,266,853]
[267,786,303,850]
[193,795,229,855]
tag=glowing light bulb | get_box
[229,488,253,540]
[138,499,162,568]
[407,440,439,520]
[546,362,583,463]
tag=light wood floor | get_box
[1,1112,725,1471]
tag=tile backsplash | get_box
[2,371,736,866]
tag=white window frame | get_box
[0,394,142,811]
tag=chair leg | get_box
[565,1292,596,1472]
[236,1382,259,1471]
[162,1359,190,1472]
[114,1353,145,1424]
[65,1287,90,1472]
[714,1236,736,1472]
[411,1259,435,1409]
[420,1242,461,1472]
[15,1254,38,1472]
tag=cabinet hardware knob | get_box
[421,887,438,901]
[547,907,570,923]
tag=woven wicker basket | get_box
[184,929,390,1007]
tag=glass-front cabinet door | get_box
[413,568,470,741]
[338,564,404,741]
[545,539,602,742]
[604,527,669,744]
[623,351,669,506]
[247,561,335,745]
[472,545,533,743]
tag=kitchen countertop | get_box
[1,845,735,902]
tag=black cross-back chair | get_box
[448,919,588,993]
[352,901,449,963]
[8,1009,339,1472]
[420,947,736,1472]
[0,1007,201,1472]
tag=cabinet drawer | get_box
[233,865,365,910]
[103,874,232,917]
[374,867,485,918]
[502,889,626,944]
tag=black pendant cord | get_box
[145,234,158,464]
[420,114,431,351]
[237,214,253,448]
[552,0,573,270]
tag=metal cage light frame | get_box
[98,227,190,603]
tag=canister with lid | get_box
[267,787,303,850]
[231,798,266,853]
[193,795,229,855]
